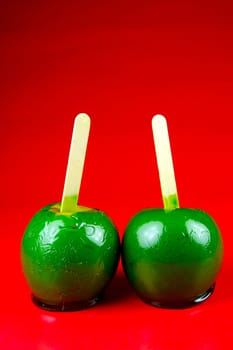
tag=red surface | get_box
[1,1,233,349]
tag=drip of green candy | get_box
[59,195,93,215]
[163,193,179,210]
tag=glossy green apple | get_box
[21,203,120,311]
[122,208,223,308]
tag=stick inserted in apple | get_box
[21,114,120,311]
[122,114,223,308]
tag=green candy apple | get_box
[21,203,120,311]
[122,114,224,308]
[122,208,223,308]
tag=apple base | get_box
[31,294,103,312]
[141,284,215,309]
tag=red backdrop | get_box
[1,1,233,349]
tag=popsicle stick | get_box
[152,114,179,210]
[60,113,91,213]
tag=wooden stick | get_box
[60,113,90,213]
[152,114,179,210]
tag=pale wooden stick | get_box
[152,114,179,209]
[60,113,90,213]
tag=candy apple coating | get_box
[122,208,223,308]
[21,203,120,311]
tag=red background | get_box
[1,0,233,349]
